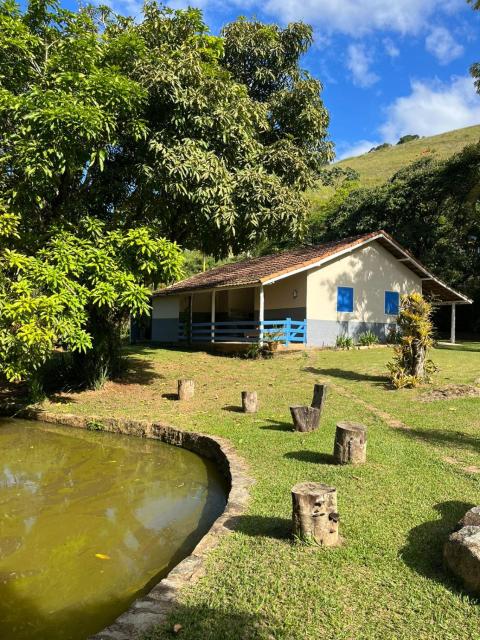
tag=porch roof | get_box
[153,230,472,305]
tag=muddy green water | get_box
[0,419,227,640]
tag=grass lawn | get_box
[41,343,480,640]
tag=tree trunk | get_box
[178,379,195,401]
[412,340,426,378]
[311,383,328,412]
[290,406,320,432]
[333,422,367,464]
[291,482,339,546]
[241,391,258,413]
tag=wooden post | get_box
[285,317,291,346]
[333,422,367,464]
[188,294,193,344]
[259,284,264,346]
[311,383,328,413]
[451,303,456,345]
[178,379,195,401]
[291,482,339,546]
[241,391,258,413]
[290,405,320,432]
[211,290,216,343]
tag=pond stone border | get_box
[1,408,254,639]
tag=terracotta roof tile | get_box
[153,230,472,304]
[155,232,380,295]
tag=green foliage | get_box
[243,342,275,360]
[0,0,331,387]
[335,335,354,350]
[0,213,183,385]
[397,135,419,145]
[328,124,480,189]
[386,325,401,345]
[322,144,480,325]
[387,293,437,388]
[306,176,360,244]
[358,331,379,347]
[369,143,392,153]
[86,419,105,431]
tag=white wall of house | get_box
[306,241,422,345]
[254,271,307,320]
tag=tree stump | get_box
[291,482,339,546]
[333,422,367,464]
[290,406,320,432]
[241,391,258,413]
[177,379,195,401]
[311,383,328,412]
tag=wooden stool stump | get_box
[177,379,195,401]
[290,406,320,432]
[333,421,367,464]
[311,383,328,412]
[241,391,258,413]
[291,482,339,546]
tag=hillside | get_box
[334,124,480,188]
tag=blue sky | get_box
[73,0,480,160]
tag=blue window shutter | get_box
[337,287,354,312]
[385,291,400,315]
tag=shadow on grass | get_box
[401,427,480,453]
[143,604,276,640]
[224,514,291,540]
[46,394,76,405]
[400,500,476,594]
[115,357,164,386]
[222,405,244,413]
[302,366,388,385]
[127,343,240,359]
[284,450,335,465]
[161,393,178,401]
[259,419,293,432]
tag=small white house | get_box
[148,230,471,348]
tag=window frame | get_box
[337,286,354,313]
[385,290,400,316]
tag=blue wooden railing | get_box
[178,318,306,345]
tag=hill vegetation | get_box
[334,124,480,188]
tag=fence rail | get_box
[178,318,306,345]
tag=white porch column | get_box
[450,303,456,344]
[259,284,264,346]
[211,290,216,343]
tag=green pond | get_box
[0,419,227,640]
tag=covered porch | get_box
[177,283,306,346]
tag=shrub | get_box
[336,335,354,350]
[243,343,274,359]
[358,331,379,346]
[386,325,401,344]
[86,420,105,432]
[387,293,437,388]
[397,134,420,145]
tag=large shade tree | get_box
[0,0,332,389]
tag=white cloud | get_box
[425,26,464,64]
[258,0,463,36]
[383,38,400,58]
[380,76,480,142]
[337,139,380,160]
[346,44,379,88]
